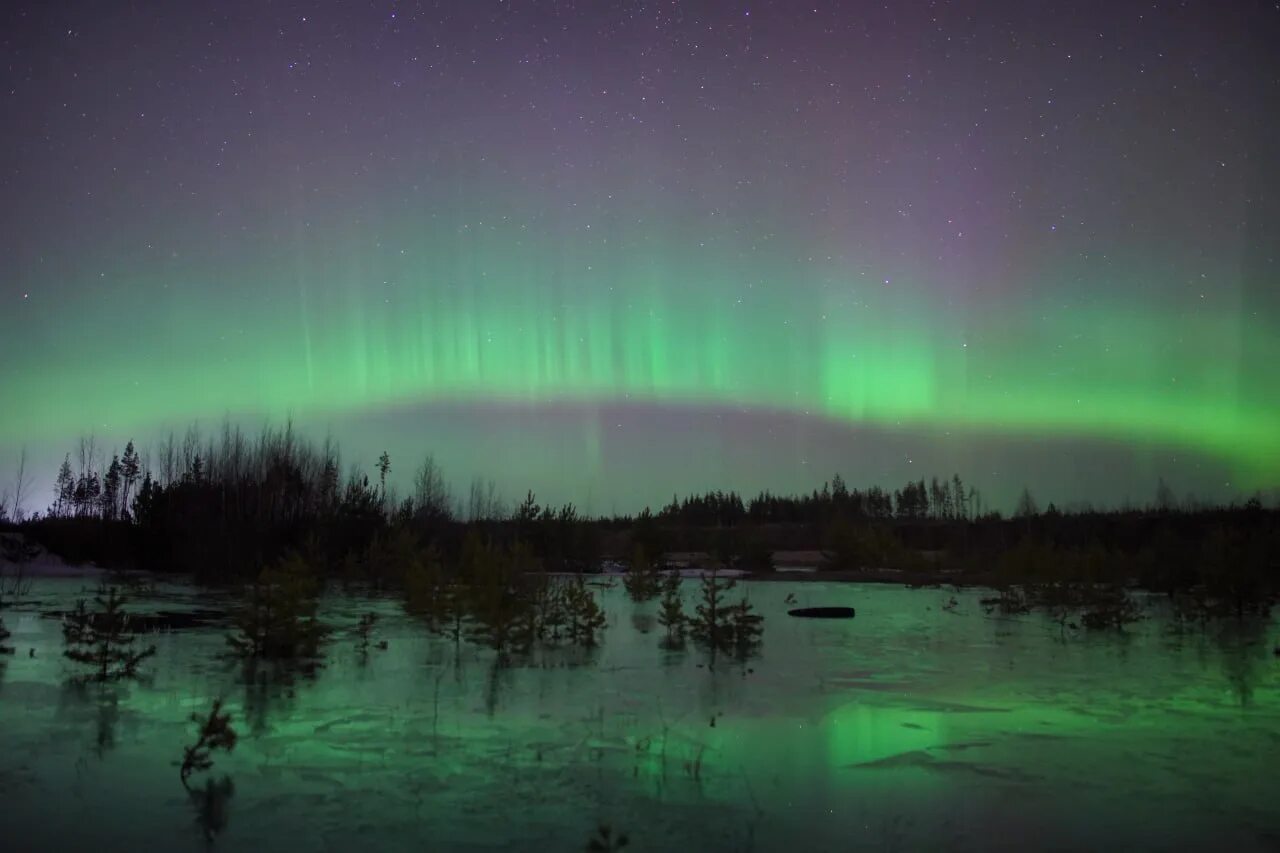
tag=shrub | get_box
[180,698,237,787]
[586,824,629,852]
[980,585,1031,616]
[1079,586,1143,631]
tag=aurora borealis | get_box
[2,1,1278,510]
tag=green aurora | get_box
[3,0,1279,510]
[4,221,1277,485]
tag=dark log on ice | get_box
[787,606,856,619]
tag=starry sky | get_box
[1,0,1278,514]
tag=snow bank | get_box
[0,532,104,578]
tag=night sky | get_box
[2,1,1278,514]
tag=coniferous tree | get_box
[515,490,540,525]
[399,542,464,642]
[62,586,157,681]
[132,472,156,521]
[726,596,764,653]
[952,474,967,520]
[657,572,686,642]
[462,535,522,651]
[120,441,141,517]
[53,455,74,517]
[563,573,606,646]
[377,451,391,503]
[831,473,849,503]
[102,455,122,520]
[74,472,101,518]
[226,554,327,660]
[318,456,339,511]
[622,545,662,601]
[690,570,763,655]
[691,570,733,650]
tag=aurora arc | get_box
[4,220,1278,484]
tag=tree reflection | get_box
[59,680,124,758]
[238,659,313,736]
[188,775,235,844]
[92,688,120,757]
[483,654,513,716]
[1216,620,1269,707]
[0,622,11,690]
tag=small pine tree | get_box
[463,538,525,652]
[657,572,686,641]
[690,571,764,655]
[691,570,735,650]
[403,543,469,645]
[563,574,607,646]
[622,545,661,601]
[539,578,569,642]
[508,577,550,653]
[727,596,764,653]
[180,698,238,787]
[403,545,447,625]
[227,554,327,660]
[62,586,157,681]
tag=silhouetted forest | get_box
[3,424,1277,615]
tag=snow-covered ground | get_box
[0,532,105,579]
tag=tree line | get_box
[654,473,985,527]
[2,422,1275,611]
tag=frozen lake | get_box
[1,576,1277,851]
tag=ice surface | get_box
[0,578,1276,851]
